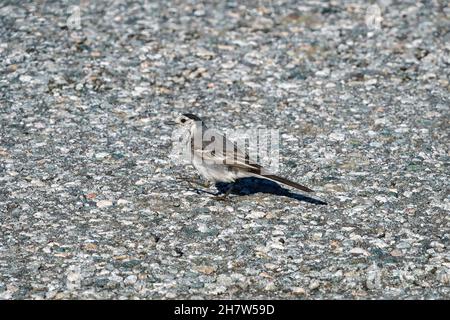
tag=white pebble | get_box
[96,200,113,208]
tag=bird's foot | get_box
[212,184,234,201]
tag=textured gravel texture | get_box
[1,0,449,299]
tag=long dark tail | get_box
[258,174,314,193]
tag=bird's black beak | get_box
[165,120,176,125]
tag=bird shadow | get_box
[215,177,327,205]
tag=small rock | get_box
[83,243,98,251]
[315,68,330,77]
[396,242,411,249]
[132,86,147,96]
[96,200,113,208]
[196,265,216,275]
[135,179,146,185]
[198,224,210,233]
[390,249,403,257]
[349,248,370,256]
[292,287,307,295]
[252,17,274,31]
[193,9,205,17]
[264,282,277,291]
[309,280,320,290]
[221,61,236,69]
[312,232,322,241]
[109,274,123,283]
[217,274,233,287]
[117,199,129,205]
[437,268,450,285]
[67,271,81,283]
[329,132,346,142]
[264,263,278,270]
[95,152,109,160]
[245,211,266,219]
[366,263,382,290]
[19,75,32,82]
[196,48,215,59]
[205,283,226,295]
[124,275,137,285]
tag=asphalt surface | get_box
[0,0,449,299]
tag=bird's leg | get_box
[213,183,234,201]
[197,180,212,189]
[188,178,211,189]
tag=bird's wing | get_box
[192,130,264,171]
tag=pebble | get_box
[245,211,266,219]
[19,75,32,82]
[309,281,320,290]
[329,132,346,142]
[196,266,216,275]
[292,287,307,295]
[264,282,277,291]
[390,249,404,257]
[349,248,370,256]
[96,200,113,208]
[117,199,129,205]
[95,152,110,160]
[124,275,137,285]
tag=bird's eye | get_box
[180,119,186,123]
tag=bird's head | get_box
[167,113,203,129]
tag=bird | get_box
[167,113,314,200]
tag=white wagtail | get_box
[168,113,314,200]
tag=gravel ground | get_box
[1,0,449,299]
